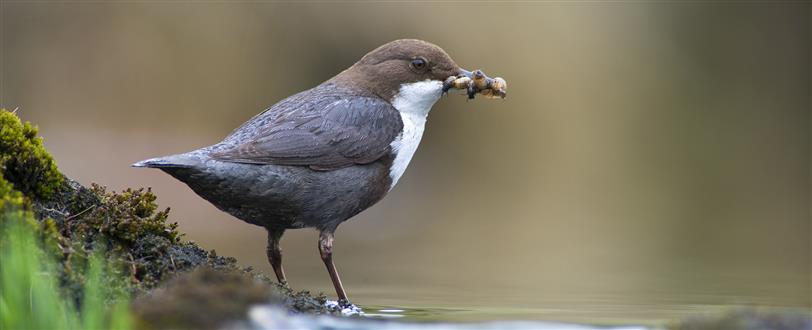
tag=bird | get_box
[133,39,502,306]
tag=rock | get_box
[0,108,335,329]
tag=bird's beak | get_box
[443,67,507,99]
[457,68,474,79]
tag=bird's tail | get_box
[131,154,198,169]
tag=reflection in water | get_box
[251,303,809,329]
[349,288,810,325]
[249,304,652,330]
[362,306,467,320]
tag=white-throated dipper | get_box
[133,39,505,306]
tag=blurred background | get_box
[2,1,809,325]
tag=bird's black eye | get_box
[410,57,428,71]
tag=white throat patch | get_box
[388,79,443,190]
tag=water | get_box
[249,304,652,330]
[250,302,809,329]
[317,284,809,326]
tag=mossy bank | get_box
[0,109,337,328]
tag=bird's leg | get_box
[266,229,287,285]
[318,230,349,306]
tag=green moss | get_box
[0,175,26,215]
[69,184,178,250]
[53,183,187,292]
[0,170,58,256]
[0,109,186,291]
[0,109,335,327]
[0,109,63,199]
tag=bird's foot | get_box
[324,299,364,316]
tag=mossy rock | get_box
[0,109,335,326]
[0,109,63,199]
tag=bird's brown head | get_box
[332,39,462,100]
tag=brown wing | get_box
[212,94,403,170]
